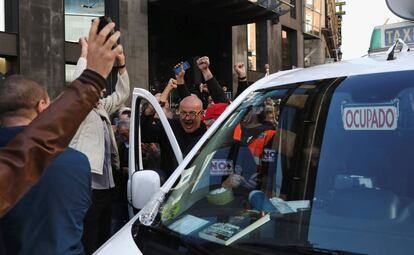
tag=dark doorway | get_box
[148,4,233,96]
[281,26,297,70]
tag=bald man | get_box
[141,95,206,177]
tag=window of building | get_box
[247,23,257,71]
[290,0,296,19]
[0,0,4,32]
[0,57,14,78]
[65,64,77,85]
[64,0,105,42]
[281,27,297,70]
[303,0,321,36]
[0,57,7,78]
[247,22,268,72]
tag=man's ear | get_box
[36,99,50,113]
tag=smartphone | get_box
[96,16,117,47]
[174,61,190,75]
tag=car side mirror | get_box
[386,0,414,21]
[131,170,161,209]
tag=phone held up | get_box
[96,16,117,48]
[174,61,191,75]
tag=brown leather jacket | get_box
[0,69,106,217]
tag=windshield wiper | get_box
[238,242,363,255]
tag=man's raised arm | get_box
[0,18,124,217]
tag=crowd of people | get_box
[0,18,279,255]
[140,56,251,179]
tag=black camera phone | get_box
[96,16,117,47]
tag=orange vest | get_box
[233,124,276,161]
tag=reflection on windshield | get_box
[309,71,414,255]
[153,71,414,255]
[159,82,323,251]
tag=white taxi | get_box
[95,1,414,253]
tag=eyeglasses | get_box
[179,110,203,119]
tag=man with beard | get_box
[141,95,206,177]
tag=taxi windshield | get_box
[147,70,414,255]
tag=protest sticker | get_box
[342,101,399,131]
[210,159,233,176]
[262,149,276,162]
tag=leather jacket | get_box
[0,69,106,217]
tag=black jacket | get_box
[141,116,207,176]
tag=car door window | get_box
[130,89,183,176]
[310,70,414,255]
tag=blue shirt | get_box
[0,126,92,255]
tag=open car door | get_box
[128,88,183,217]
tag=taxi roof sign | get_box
[369,21,414,53]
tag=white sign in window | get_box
[342,102,399,130]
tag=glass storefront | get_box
[65,64,77,85]
[0,57,13,78]
[247,23,257,71]
[281,28,298,70]
[303,0,321,36]
[0,0,4,32]
[64,0,105,42]
[0,57,7,78]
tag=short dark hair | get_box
[0,75,48,116]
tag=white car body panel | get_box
[93,214,142,255]
[95,50,414,254]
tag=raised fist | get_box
[196,56,210,71]
[167,78,178,89]
[234,62,246,78]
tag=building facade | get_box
[0,0,342,100]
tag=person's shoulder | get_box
[53,148,90,171]
[194,123,207,136]
[61,147,88,159]
[171,118,185,132]
[171,118,180,125]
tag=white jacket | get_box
[69,58,130,175]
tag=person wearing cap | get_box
[203,102,229,129]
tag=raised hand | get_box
[234,62,246,79]
[86,18,123,79]
[197,56,213,81]
[79,37,88,58]
[167,78,178,89]
[196,56,210,71]
[116,48,126,74]
[174,63,186,84]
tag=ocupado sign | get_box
[342,102,399,130]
